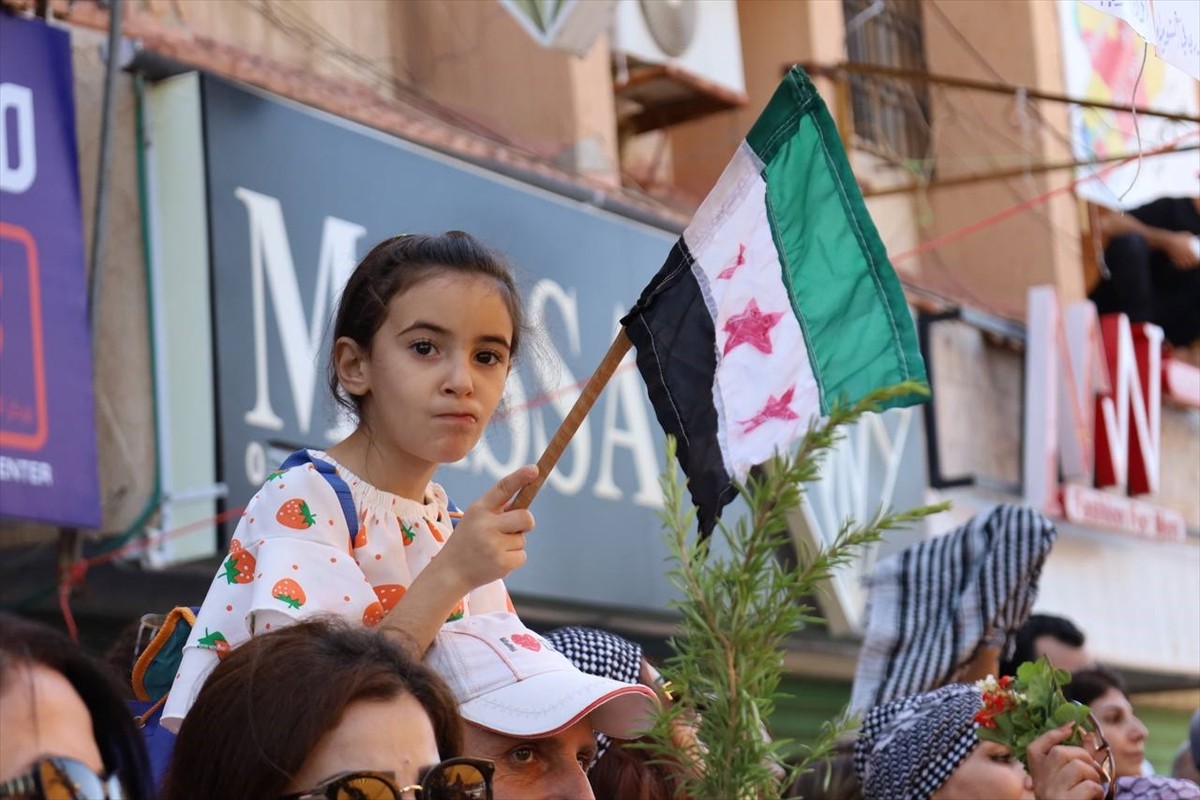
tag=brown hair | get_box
[788,750,864,800]
[1063,665,1127,706]
[587,737,687,800]
[161,617,463,800]
[327,231,525,419]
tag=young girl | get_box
[162,232,538,731]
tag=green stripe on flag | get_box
[748,67,926,414]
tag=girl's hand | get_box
[1027,724,1106,800]
[437,464,539,594]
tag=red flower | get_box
[974,709,998,728]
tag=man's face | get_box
[463,718,597,800]
[1034,635,1093,673]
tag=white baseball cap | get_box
[426,612,659,739]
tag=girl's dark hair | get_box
[788,750,864,800]
[587,737,686,800]
[0,612,156,800]
[1064,665,1127,707]
[327,231,525,419]
[162,616,463,800]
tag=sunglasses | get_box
[0,757,126,800]
[280,757,494,800]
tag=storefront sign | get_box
[1023,286,1182,540]
[788,405,930,634]
[195,76,683,610]
[1059,484,1185,542]
[0,15,101,528]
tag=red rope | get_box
[58,506,245,642]
[889,131,1199,266]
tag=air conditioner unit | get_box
[611,0,747,133]
[499,0,619,57]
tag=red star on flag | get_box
[722,298,784,356]
[716,243,747,280]
[739,386,800,433]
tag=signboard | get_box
[197,76,689,611]
[0,14,101,528]
[787,405,930,634]
[1057,0,1199,209]
[1023,285,1185,541]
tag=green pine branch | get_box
[641,383,948,800]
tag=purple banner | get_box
[0,13,100,528]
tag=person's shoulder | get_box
[256,452,341,495]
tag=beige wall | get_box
[133,0,622,183]
[668,0,845,203]
[919,0,1085,315]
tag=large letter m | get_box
[236,188,366,434]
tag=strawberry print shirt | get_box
[161,450,512,732]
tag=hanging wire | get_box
[1116,41,1150,204]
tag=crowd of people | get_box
[1,230,1198,799]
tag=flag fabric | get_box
[849,504,1058,715]
[621,66,927,533]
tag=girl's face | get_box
[932,741,1034,800]
[284,692,441,796]
[1091,688,1147,778]
[348,272,514,484]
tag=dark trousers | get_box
[1090,233,1200,347]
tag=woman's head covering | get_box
[851,504,1057,714]
[854,683,983,800]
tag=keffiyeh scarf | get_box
[854,683,983,800]
[851,504,1057,714]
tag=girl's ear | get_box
[332,336,370,398]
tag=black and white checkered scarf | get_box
[543,626,643,760]
[851,504,1057,714]
[854,683,983,800]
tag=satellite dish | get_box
[639,0,698,58]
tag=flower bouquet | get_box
[973,657,1097,770]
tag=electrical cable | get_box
[1116,41,1149,204]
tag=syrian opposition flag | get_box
[621,66,927,534]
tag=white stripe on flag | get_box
[683,143,822,481]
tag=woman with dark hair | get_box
[1065,667,1200,799]
[1064,667,1147,780]
[0,612,155,800]
[161,616,492,800]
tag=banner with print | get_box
[1057,0,1199,210]
[0,14,101,528]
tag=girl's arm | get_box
[379,465,538,655]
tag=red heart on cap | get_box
[511,633,541,652]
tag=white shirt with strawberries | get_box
[161,450,512,732]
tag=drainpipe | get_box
[87,0,123,326]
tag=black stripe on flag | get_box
[621,238,734,535]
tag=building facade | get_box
[2,0,1197,769]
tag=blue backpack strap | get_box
[279,450,359,547]
[447,497,462,529]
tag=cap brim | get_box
[459,671,658,739]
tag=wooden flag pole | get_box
[509,327,633,510]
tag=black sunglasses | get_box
[0,757,126,800]
[280,757,494,800]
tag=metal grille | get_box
[843,0,932,165]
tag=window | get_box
[842,0,932,165]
